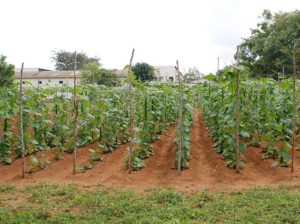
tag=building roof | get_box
[15,71,80,79]
[113,69,128,78]
[154,66,177,77]
[15,69,128,79]
[14,66,178,80]
[15,68,52,73]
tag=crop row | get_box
[199,66,299,168]
[0,82,195,172]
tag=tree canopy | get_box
[0,55,15,87]
[131,63,155,82]
[239,10,300,78]
[52,50,100,71]
[183,67,203,83]
[80,62,118,86]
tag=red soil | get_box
[0,109,299,192]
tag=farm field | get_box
[1,109,299,192]
[1,74,300,224]
[0,2,299,223]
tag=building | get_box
[15,69,80,87]
[112,69,128,80]
[14,68,129,87]
[154,66,178,82]
[14,65,179,87]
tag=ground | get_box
[0,184,300,223]
[0,109,299,193]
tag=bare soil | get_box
[0,109,299,192]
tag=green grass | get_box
[0,183,300,223]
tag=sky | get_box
[0,0,299,74]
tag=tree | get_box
[131,63,155,82]
[0,55,15,87]
[239,10,300,78]
[183,67,204,83]
[80,62,118,86]
[51,50,100,71]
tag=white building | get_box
[14,65,180,87]
[15,69,80,87]
[154,66,179,82]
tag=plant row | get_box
[0,82,179,171]
[198,66,299,168]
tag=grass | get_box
[0,183,300,223]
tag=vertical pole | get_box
[236,46,240,173]
[66,73,70,127]
[19,63,26,178]
[73,52,78,175]
[217,57,220,72]
[128,48,135,173]
[66,73,69,99]
[176,60,183,172]
[291,48,297,172]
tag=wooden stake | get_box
[291,48,297,172]
[66,73,70,126]
[176,60,183,172]
[73,52,78,175]
[235,46,241,173]
[128,48,135,173]
[19,63,26,178]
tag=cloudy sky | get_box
[0,0,299,73]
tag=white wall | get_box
[15,78,81,87]
[154,66,178,83]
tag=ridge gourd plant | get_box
[199,66,299,169]
[175,61,193,170]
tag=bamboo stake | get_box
[66,73,70,126]
[176,60,183,172]
[291,48,297,172]
[236,46,241,173]
[73,52,78,175]
[19,63,26,178]
[128,48,135,173]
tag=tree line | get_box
[239,9,299,78]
